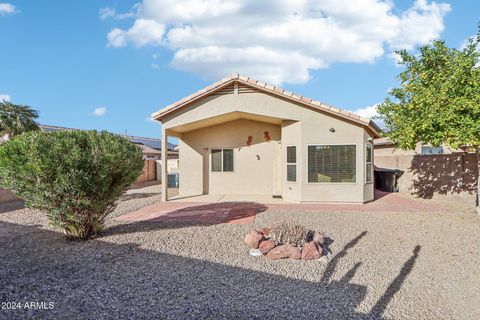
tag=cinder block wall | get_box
[375,153,478,198]
[0,187,18,203]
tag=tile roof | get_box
[152,73,381,136]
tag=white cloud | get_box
[106,0,451,85]
[99,6,138,20]
[92,107,107,116]
[0,3,16,15]
[107,19,165,48]
[0,94,11,102]
[350,104,379,119]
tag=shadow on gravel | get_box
[0,200,25,214]
[121,193,161,201]
[0,222,420,319]
[106,202,267,236]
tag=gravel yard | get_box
[1,187,479,319]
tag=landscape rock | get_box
[259,239,276,254]
[244,230,264,249]
[313,232,324,245]
[285,244,302,260]
[267,244,301,260]
[259,227,271,238]
[249,248,263,257]
[266,244,290,259]
[301,241,322,260]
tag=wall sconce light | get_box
[329,128,335,132]
[256,155,260,160]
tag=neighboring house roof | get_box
[373,137,393,147]
[134,143,161,155]
[152,73,381,137]
[39,124,176,151]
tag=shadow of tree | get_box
[0,200,24,214]
[121,193,161,201]
[409,154,477,198]
[107,201,268,236]
[0,221,422,319]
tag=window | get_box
[211,149,234,172]
[421,146,444,155]
[308,145,356,183]
[286,146,296,182]
[366,144,373,183]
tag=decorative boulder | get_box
[266,244,289,259]
[260,227,271,238]
[285,244,302,260]
[267,244,301,260]
[301,241,322,260]
[259,239,276,255]
[244,230,264,249]
[313,232,324,245]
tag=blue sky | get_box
[0,1,478,141]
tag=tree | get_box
[0,130,144,240]
[0,100,39,141]
[377,28,480,210]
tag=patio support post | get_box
[161,128,168,202]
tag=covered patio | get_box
[160,110,293,202]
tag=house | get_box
[374,137,478,197]
[152,74,381,203]
[374,137,453,156]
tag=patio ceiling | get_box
[167,111,294,135]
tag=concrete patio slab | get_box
[117,190,457,225]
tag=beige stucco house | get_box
[152,74,380,203]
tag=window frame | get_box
[365,143,373,184]
[210,148,234,173]
[306,143,358,184]
[420,145,444,155]
[286,145,297,183]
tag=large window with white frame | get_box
[286,146,297,182]
[307,145,356,183]
[366,143,373,183]
[211,148,234,172]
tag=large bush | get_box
[0,130,144,239]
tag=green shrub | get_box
[0,130,144,240]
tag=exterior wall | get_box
[135,160,157,184]
[165,91,373,202]
[0,187,18,203]
[375,153,478,198]
[374,142,458,156]
[179,119,281,196]
[374,145,417,156]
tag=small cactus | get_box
[270,220,309,247]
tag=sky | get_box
[0,0,478,141]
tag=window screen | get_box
[421,146,444,155]
[211,149,222,172]
[287,146,296,164]
[308,145,356,183]
[222,149,234,172]
[366,144,373,183]
[286,146,296,182]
